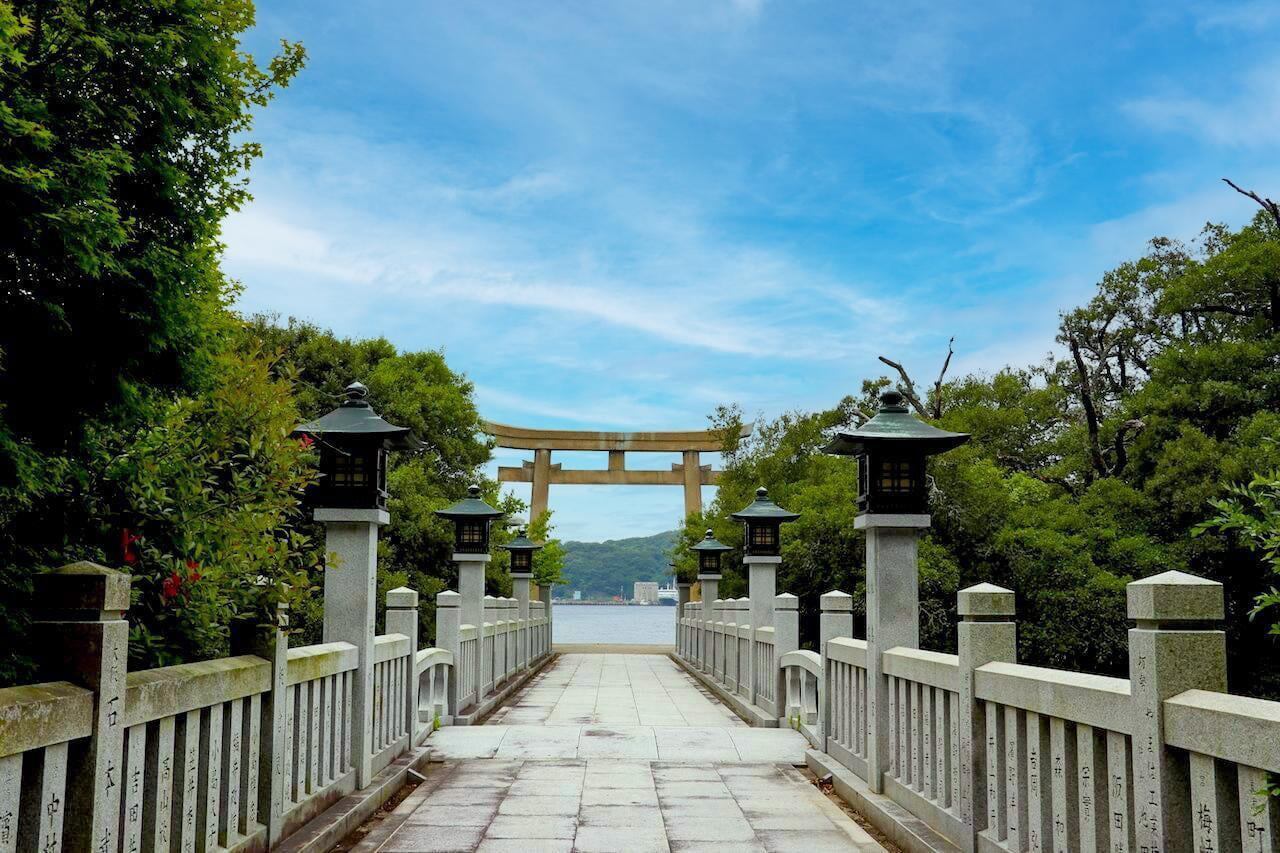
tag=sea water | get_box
[551,604,677,645]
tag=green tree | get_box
[0,0,304,682]
[240,316,509,645]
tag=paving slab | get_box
[377,654,884,852]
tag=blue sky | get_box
[228,1,1280,541]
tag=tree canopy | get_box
[681,201,1280,698]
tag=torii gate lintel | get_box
[483,420,751,520]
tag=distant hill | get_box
[559,530,677,599]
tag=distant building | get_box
[572,590,582,601]
[633,581,659,604]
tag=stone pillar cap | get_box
[677,581,692,587]
[453,552,493,564]
[820,591,854,611]
[775,592,799,610]
[35,561,132,613]
[436,590,461,607]
[854,513,930,530]
[958,582,1015,618]
[1127,570,1223,622]
[386,586,419,608]
[314,507,390,526]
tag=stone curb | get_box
[668,651,778,728]
[805,748,959,853]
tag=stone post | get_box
[820,591,854,748]
[317,506,388,788]
[746,556,779,707]
[231,600,289,846]
[31,562,131,853]
[435,591,462,714]
[820,591,854,649]
[697,573,720,672]
[724,598,738,690]
[957,583,1016,853]
[483,594,498,693]
[385,587,419,747]
[746,555,780,633]
[774,593,799,723]
[677,582,692,654]
[538,582,553,647]
[1127,570,1226,853]
[512,573,532,670]
[858,512,929,794]
[457,552,490,703]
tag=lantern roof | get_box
[730,487,800,523]
[291,382,417,449]
[690,529,732,553]
[502,528,543,553]
[434,485,505,522]
[823,389,969,456]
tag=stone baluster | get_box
[956,583,1016,853]
[229,599,290,845]
[32,562,131,853]
[385,587,419,747]
[435,590,462,716]
[1127,571,1226,853]
[859,512,928,794]
[774,593,799,724]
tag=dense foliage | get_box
[0,2,535,681]
[0,0,306,680]
[680,208,1280,698]
[561,530,676,600]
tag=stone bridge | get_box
[3,507,1280,853]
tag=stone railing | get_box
[434,588,552,726]
[676,593,798,727]
[0,564,456,853]
[676,563,1280,853]
[804,574,1280,853]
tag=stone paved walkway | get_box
[379,654,884,852]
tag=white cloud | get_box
[1193,2,1280,33]
[1124,60,1280,147]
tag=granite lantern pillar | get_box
[691,529,731,672]
[823,388,969,794]
[293,381,416,789]
[503,529,542,670]
[435,485,504,699]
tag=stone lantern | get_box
[822,387,969,794]
[502,528,542,578]
[730,487,799,556]
[691,529,732,579]
[822,388,969,515]
[435,485,504,555]
[291,381,416,511]
[730,487,799,637]
[290,381,416,789]
[435,486,505,645]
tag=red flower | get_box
[298,434,315,449]
[161,571,182,600]
[120,529,140,566]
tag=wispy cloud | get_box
[1124,60,1280,147]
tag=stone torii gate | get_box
[485,420,752,522]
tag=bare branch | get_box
[1067,333,1106,481]
[877,355,930,418]
[1224,178,1280,231]
[931,337,955,420]
[1110,418,1146,477]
